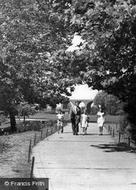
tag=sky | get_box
[67,34,98,100]
[70,84,98,100]
[66,33,85,52]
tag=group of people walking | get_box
[70,101,89,135]
[70,101,105,135]
[56,101,105,135]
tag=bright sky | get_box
[70,84,98,100]
[66,34,98,100]
[66,33,85,52]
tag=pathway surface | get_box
[32,123,136,190]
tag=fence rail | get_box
[28,121,67,178]
[104,122,136,149]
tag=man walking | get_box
[70,111,76,135]
[75,101,81,135]
[69,101,81,135]
[69,101,77,135]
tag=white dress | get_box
[81,114,88,128]
[57,114,63,127]
[97,111,105,127]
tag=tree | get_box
[18,102,37,124]
[66,0,136,140]
[93,91,123,115]
[45,0,136,140]
[0,0,74,131]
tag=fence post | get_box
[0,143,3,153]
[28,140,32,163]
[128,137,131,146]
[109,127,112,135]
[44,129,45,138]
[1,143,3,153]
[116,123,118,133]
[34,133,37,146]
[112,129,115,137]
[118,132,121,143]
[30,156,35,182]
[49,126,51,135]
[108,125,110,133]
[41,129,43,140]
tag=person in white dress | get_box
[57,110,64,133]
[97,105,105,135]
[80,110,88,135]
[79,101,86,114]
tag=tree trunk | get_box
[9,112,16,133]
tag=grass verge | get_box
[0,130,42,178]
[0,118,58,178]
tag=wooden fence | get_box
[28,121,66,179]
[104,121,136,148]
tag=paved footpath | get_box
[32,123,136,190]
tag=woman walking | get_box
[97,105,105,135]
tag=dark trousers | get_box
[71,115,80,135]
[71,118,76,135]
[75,115,80,135]
[58,126,64,134]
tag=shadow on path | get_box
[63,132,72,134]
[84,133,110,136]
[91,143,136,153]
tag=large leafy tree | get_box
[0,0,74,131]
[81,0,136,140]
[45,0,136,140]
[58,0,136,140]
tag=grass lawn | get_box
[29,111,70,121]
[0,131,41,178]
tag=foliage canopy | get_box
[0,0,136,137]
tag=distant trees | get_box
[93,91,124,115]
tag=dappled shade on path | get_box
[91,142,136,153]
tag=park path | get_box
[32,123,136,190]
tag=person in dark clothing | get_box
[75,101,81,135]
[70,111,76,135]
[69,101,81,135]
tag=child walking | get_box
[80,110,88,135]
[57,110,64,133]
